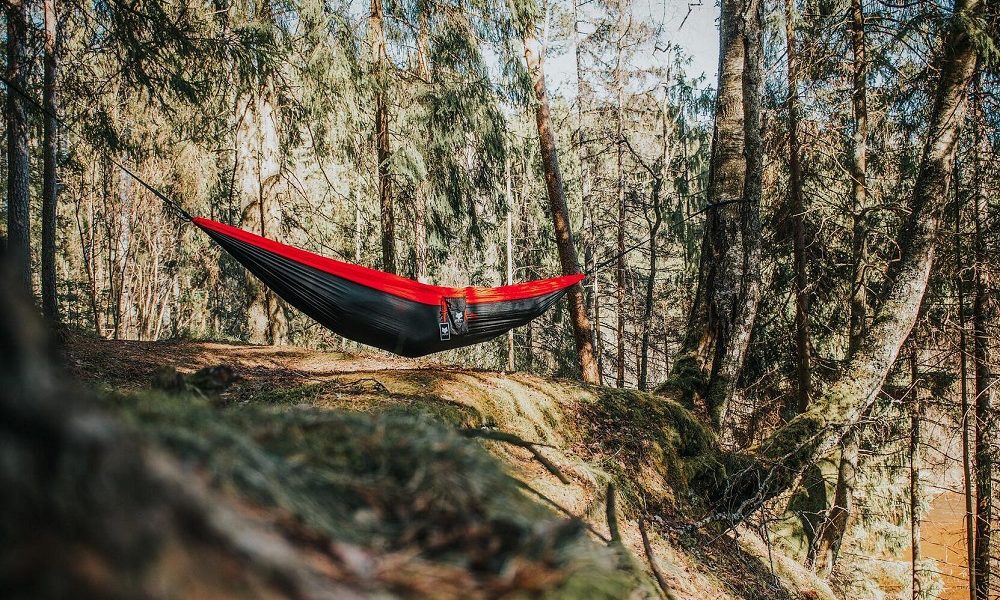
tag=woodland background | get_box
[2,0,999,597]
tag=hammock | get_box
[195,218,581,357]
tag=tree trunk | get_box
[713,0,764,433]
[42,0,60,323]
[414,15,429,282]
[640,180,663,391]
[970,82,992,600]
[785,0,810,412]
[505,153,516,371]
[910,351,923,600]
[847,0,869,357]
[956,193,977,599]
[371,0,394,274]
[809,433,859,575]
[679,0,763,428]
[712,0,982,522]
[615,20,627,389]
[5,0,31,293]
[237,94,287,345]
[522,28,600,385]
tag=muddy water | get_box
[920,489,972,600]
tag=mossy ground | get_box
[66,334,836,600]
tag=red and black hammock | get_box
[194,218,581,357]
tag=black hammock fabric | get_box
[194,218,582,357]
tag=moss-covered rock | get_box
[581,388,717,507]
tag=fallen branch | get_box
[458,427,556,448]
[459,428,568,483]
[639,517,677,599]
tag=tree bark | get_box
[679,0,763,428]
[785,0,810,412]
[5,0,31,293]
[970,80,992,600]
[42,0,60,323]
[910,351,923,600]
[955,186,977,599]
[237,94,287,345]
[522,29,601,385]
[847,0,869,357]
[640,181,663,391]
[505,154,516,371]
[809,433,859,575]
[371,0,394,274]
[614,13,628,388]
[414,15,429,282]
[712,0,982,522]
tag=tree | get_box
[785,0,810,413]
[521,15,601,385]
[5,0,31,293]
[679,0,764,428]
[847,0,869,356]
[713,0,984,523]
[42,0,60,323]
[370,0,395,274]
[970,78,992,600]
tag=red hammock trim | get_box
[194,218,584,306]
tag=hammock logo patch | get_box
[439,321,451,341]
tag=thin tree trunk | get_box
[371,0,394,274]
[640,181,663,391]
[714,0,982,521]
[847,0,869,357]
[785,0,810,412]
[970,80,992,600]
[505,153,516,371]
[42,0,60,323]
[5,0,31,293]
[237,95,286,345]
[809,433,859,575]
[615,19,627,388]
[955,179,977,600]
[910,351,923,600]
[522,28,600,385]
[414,15,429,282]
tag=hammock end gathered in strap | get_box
[193,218,582,357]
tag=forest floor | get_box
[63,334,839,600]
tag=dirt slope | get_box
[64,335,836,600]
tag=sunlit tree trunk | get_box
[614,12,627,388]
[237,94,287,345]
[680,0,763,427]
[505,153,516,371]
[414,14,430,282]
[42,0,60,323]
[5,0,31,293]
[522,27,601,385]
